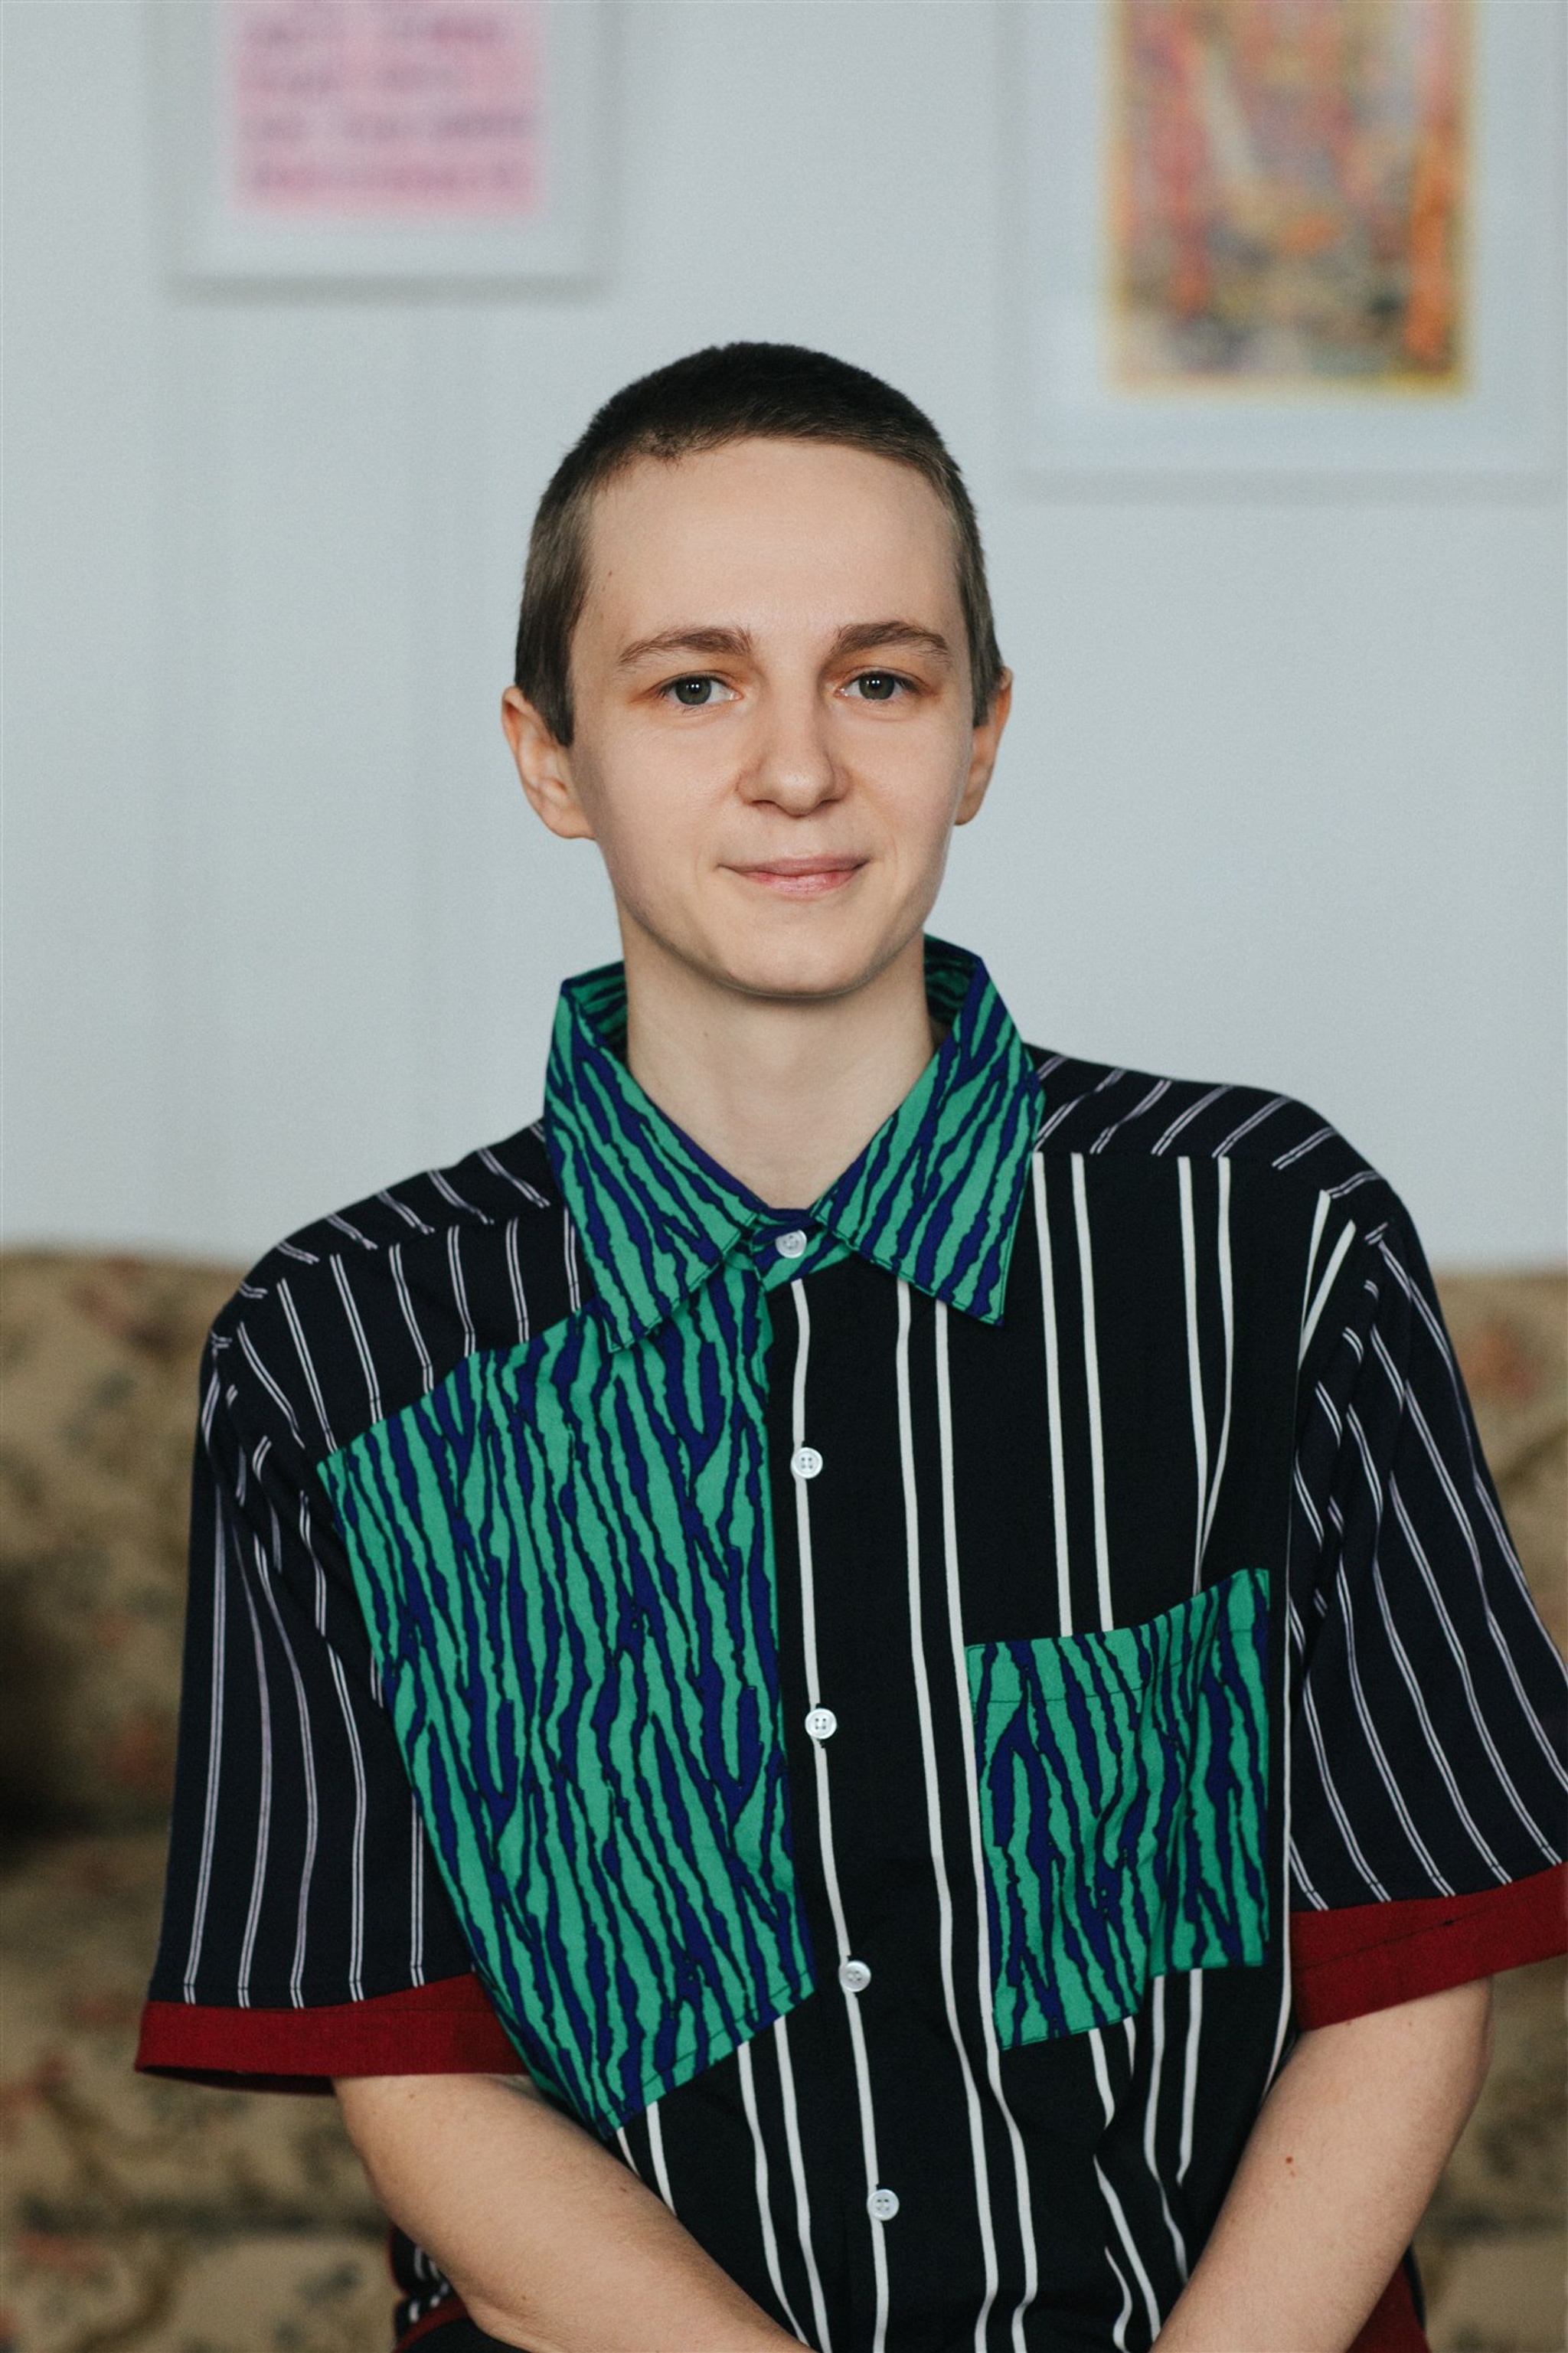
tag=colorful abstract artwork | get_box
[1112,0,1468,387]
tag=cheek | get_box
[575,740,714,890]
[860,730,975,848]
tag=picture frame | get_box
[155,0,611,291]
[1008,0,1564,488]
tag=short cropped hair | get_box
[514,342,1004,743]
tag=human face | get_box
[503,437,1010,1006]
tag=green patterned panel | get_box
[967,1569,1272,2044]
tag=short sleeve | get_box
[137,1332,518,2090]
[1286,1204,1567,2027]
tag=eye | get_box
[844,672,910,703]
[662,675,737,708]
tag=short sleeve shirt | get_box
[141,940,1567,2353]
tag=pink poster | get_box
[225,0,544,220]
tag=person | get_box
[139,343,1566,2353]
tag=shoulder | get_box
[207,1121,573,1463]
[1025,1043,1393,1211]
[223,1120,559,1298]
[1023,1044,1442,1384]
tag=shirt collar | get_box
[544,938,1040,1351]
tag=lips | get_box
[727,856,865,900]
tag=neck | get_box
[621,926,939,1208]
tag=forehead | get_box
[577,438,959,637]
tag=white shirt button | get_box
[791,1445,823,1480]
[838,1958,872,1994]
[867,2187,900,2222]
[775,1228,808,1260]
[805,1706,838,1741]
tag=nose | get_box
[737,681,844,816]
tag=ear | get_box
[501,686,596,842]
[956,670,1012,825]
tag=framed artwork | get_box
[1011,0,1564,484]
[157,0,610,288]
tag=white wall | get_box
[5,0,1565,1267]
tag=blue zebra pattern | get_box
[322,1260,815,2134]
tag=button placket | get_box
[786,1281,893,2244]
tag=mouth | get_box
[726,855,866,901]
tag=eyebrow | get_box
[616,625,755,672]
[828,620,952,666]
[616,619,952,672]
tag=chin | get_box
[710,913,905,1006]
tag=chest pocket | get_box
[965,1567,1272,2047]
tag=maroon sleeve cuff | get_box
[1348,2261,1429,2353]
[1292,1860,1567,2029]
[136,1972,521,2093]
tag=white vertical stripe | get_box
[1070,1155,1113,1625]
[1088,2019,1163,2335]
[1106,2248,1134,2353]
[389,1243,435,1394]
[279,1278,338,1452]
[302,1489,368,2000]
[773,2018,833,2353]
[1178,1160,1210,1597]
[894,1286,1001,2352]
[1269,1322,1305,2081]
[1170,1156,1231,2199]
[1273,1198,1344,2079]
[1299,1216,1356,1367]
[1144,1980,1189,2277]
[1088,2026,1115,2125]
[504,1216,531,1344]
[933,1304,1039,2351]
[410,1795,426,1987]
[737,2038,806,2345]
[1032,1156,1073,1636]
[1070,1192,1189,2302]
[234,1574,274,2005]
[1198,1158,1236,1562]
[1176,1972,1204,2183]
[256,1511,318,2007]
[331,1255,383,1426]
[644,2100,675,2210]
[789,1283,890,2353]
[237,1325,303,1445]
[182,1473,228,1999]
[446,1226,475,1358]
[325,1647,368,2000]
[1265,1655,1295,2085]
[1095,2161,1163,2345]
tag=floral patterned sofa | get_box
[2,1253,1563,2353]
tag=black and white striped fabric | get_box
[142,970,1566,2353]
